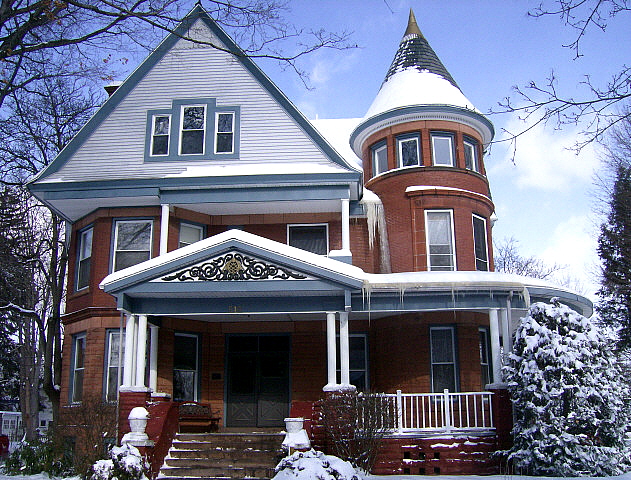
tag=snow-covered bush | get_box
[504,298,630,476]
[88,443,148,480]
[273,449,362,480]
[4,436,73,476]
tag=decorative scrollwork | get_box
[162,252,308,281]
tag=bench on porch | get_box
[178,402,221,433]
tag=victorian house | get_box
[29,6,591,477]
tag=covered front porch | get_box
[100,229,591,470]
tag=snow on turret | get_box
[364,9,478,119]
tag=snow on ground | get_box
[3,473,631,480]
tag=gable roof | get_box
[28,5,362,221]
[100,229,365,315]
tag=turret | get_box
[351,10,496,273]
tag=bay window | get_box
[76,226,93,290]
[464,136,479,172]
[431,132,455,166]
[397,134,420,168]
[472,214,489,271]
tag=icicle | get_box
[360,189,392,273]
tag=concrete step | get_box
[159,465,275,478]
[165,455,281,468]
[168,447,282,462]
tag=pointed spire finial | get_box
[404,9,423,38]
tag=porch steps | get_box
[158,432,284,480]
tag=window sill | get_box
[68,287,91,300]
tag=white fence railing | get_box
[382,390,495,434]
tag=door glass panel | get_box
[229,356,256,395]
[229,336,258,352]
[259,335,289,352]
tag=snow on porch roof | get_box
[100,230,592,317]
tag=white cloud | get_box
[539,214,600,299]
[488,115,602,192]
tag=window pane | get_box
[431,329,454,363]
[288,225,327,255]
[115,251,150,271]
[217,113,233,132]
[464,141,477,171]
[72,370,84,402]
[80,229,93,259]
[473,216,488,271]
[75,337,85,368]
[174,370,196,401]
[154,116,170,135]
[427,211,454,271]
[349,336,366,370]
[152,135,169,155]
[183,107,204,129]
[174,335,197,370]
[179,224,203,247]
[432,364,455,392]
[399,138,419,167]
[216,133,233,153]
[77,258,90,290]
[181,130,204,154]
[373,145,388,175]
[116,222,151,251]
[432,135,453,166]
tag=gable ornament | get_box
[162,252,307,281]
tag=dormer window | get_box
[464,137,480,172]
[180,105,206,155]
[151,115,170,156]
[145,99,239,162]
[431,132,454,166]
[397,134,420,168]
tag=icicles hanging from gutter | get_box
[360,188,392,273]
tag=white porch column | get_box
[123,314,136,387]
[160,204,170,255]
[325,312,337,389]
[135,314,148,387]
[149,324,159,392]
[500,308,512,356]
[339,311,350,386]
[489,308,502,384]
[341,198,350,251]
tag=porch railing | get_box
[381,390,495,434]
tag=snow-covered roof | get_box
[364,9,479,118]
[310,118,363,169]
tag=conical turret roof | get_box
[364,9,477,119]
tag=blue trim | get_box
[350,105,495,147]
[144,99,241,162]
[30,173,359,195]
[30,5,358,188]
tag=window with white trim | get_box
[397,134,420,168]
[425,210,456,271]
[179,223,204,248]
[151,115,171,156]
[76,226,93,290]
[336,334,369,391]
[288,224,328,255]
[430,326,458,393]
[173,333,199,402]
[70,333,86,403]
[180,105,206,155]
[464,136,479,172]
[479,327,491,388]
[215,112,234,153]
[104,330,125,402]
[371,142,388,177]
[472,214,489,271]
[431,132,454,166]
[113,220,152,272]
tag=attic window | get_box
[151,115,170,156]
[215,112,234,153]
[180,105,206,155]
[145,99,240,162]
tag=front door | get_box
[226,335,290,427]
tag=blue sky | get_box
[251,1,631,299]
